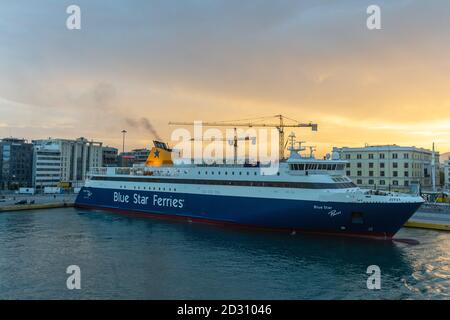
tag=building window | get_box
[369,154,374,159]
[393,153,398,159]
[357,154,362,159]
[404,181,409,186]
[357,179,363,184]
[393,180,398,186]
[380,154,385,159]
[393,171,398,177]
[346,163,350,168]
[404,163,409,168]
[380,163,385,168]
[369,163,374,168]
[357,171,362,176]
[380,180,385,185]
[393,162,398,168]
[346,171,351,176]
[357,163,362,168]
[368,180,374,185]
[369,171,374,177]
[404,171,409,177]
[345,154,351,159]
[404,154,409,159]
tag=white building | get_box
[32,138,103,190]
[332,145,440,192]
[444,156,450,189]
[32,140,62,190]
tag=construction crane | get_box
[169,115,318,160]
[189,128,256,164]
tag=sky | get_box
[0,0,450,156]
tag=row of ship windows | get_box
[289,164,346,171]
[119,185,177,192]
[141,169,282,177]
[196,171,266,176]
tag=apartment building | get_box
[32,137,103,189]
[0,138,33,190]
[444,156,450,189]
[332,145,440,192]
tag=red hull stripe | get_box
[75,204,395,240]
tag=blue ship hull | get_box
[75,187,422,239]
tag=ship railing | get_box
[87,167,108,177]
[87,167,182,178]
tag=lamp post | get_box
[121,130,127,154]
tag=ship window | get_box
[299,164,304,170]
[254,172,257,175]
[332,164,337,170]
[225,172,228,175]
[351,212,364,224]
[239,172,242,175]
[247,172,250,175]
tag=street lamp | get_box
[121,130,127,154]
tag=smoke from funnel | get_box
[126,117,162,141]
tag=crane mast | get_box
[169,115,318,160]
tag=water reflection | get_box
[0,208,447,299]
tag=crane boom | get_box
[169,115,318,160]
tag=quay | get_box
[0,194,76,213]
[404,203,450,231]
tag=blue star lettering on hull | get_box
[154,149,160,158]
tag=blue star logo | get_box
[154,149,160,158]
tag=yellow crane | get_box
[169,115,318,160]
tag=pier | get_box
[404,203,450,231]
[0,194,76,213]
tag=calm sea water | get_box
[0,208,448,300]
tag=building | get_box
[131,148,151,163]
[102,147,118,167]
[32,140,62,191]
[117,148,150,167]
[32,137,103,190]
[444,156,450,189]
[332,145,440,192]
[0,138,33,190]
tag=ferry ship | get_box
[75,136,424,240]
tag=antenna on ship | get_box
[307,146,317,159]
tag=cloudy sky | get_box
[1,0,449,155]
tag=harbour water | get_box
[0,208,448,300]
